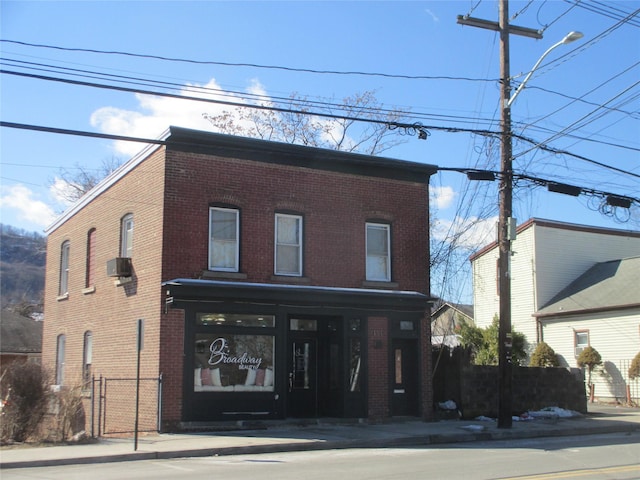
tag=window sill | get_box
[362,281,399,289]
[82,286,96,295]
[56,293,69,301]
[201,270,248,280]
[271,275,310,284]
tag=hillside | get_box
[0,224,46,312]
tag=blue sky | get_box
[1,1,638,301]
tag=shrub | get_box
[629,352,640,380]
[457,316,527,366]
[0,362,51,443]
[577,346,602,386]
[529,342,560,367]
[52,383,86,441]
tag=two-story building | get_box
[471,218,640,401]
[42,127,437,432]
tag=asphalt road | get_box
[3,431,640,480]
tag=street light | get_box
[508,31,584,107]
[497,27,584,429]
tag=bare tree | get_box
[203,90,410,156]
[49,157,123,204]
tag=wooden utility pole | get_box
[458,0,541,428]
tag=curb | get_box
[2,422,639,469]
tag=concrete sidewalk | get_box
[2,404,639,469]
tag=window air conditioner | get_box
[106,257,132,277]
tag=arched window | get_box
[55,334,66,385]
[83,331,93,385]
[59,241,70,296]
[85,228,96,288]
[120,214,134,258]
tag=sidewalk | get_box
[2,404,639,469]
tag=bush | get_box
[0,362,51,443]
[529,342,560,367]
[629,352,640,380]
[577,346,602,386]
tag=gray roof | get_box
[0,310,43,354]
[535,256,640,318]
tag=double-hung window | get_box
[275,213,302,276]
[55,334,66,385]
[209,207,239,272]
[366,222,391,282]
[121,214,134,258]
[59,241,70,296]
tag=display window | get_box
[193,313,276,393]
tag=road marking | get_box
[502,463,640,479]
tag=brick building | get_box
[42,127,436,431]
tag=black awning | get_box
[163,278,433,313]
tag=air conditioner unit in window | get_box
[107,257,132,277]
[575,346,585,357]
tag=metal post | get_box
[134,319,143,451]
[157,373,163,433]
[498,0,513,429]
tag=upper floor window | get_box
[55,334,66,385]
[85,228,96,288]
[275,213,302,276]
[209,207,239,272]
[120,214,133,258]
[59,241,70,296]
[366,222,390,282]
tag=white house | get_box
[533,256,640,402]
[471,218,640,346]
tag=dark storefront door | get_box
[287,317,342,418]
[391,339,419,416]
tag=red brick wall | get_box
[421,315,434,421]
[367,316,390,419]
[43,142,431,429]
[43,148,168,429]
[161,150,430,292]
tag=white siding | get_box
[534,225,640,309]
[472,219,640,353]
[542,308,640,401]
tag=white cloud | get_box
[430,185,456,209]
[0,184,56,228]
[433,215,497,250]
[424,8,439,22]
[90,78,242,156]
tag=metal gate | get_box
[90,375,162,436]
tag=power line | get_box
[4,67,638,182]
[0,39,496,83]
[3,120,637,207]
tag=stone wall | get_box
[458,365,587,419]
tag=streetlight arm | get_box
[507,31,583,108]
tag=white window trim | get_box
[59,241,70,296]
[275,213,303,276]
[209,207,240,272]
[366,222,391,282]
[121,214,134,258]
[574,330,589,357]
[56,334,66,386]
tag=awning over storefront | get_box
[163,278,434,313]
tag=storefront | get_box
[164,279,430,422]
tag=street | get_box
[3,432,640,480]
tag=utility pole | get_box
[458,0,541,429]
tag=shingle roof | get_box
[0,310,43,354]
[535,256,640,318]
